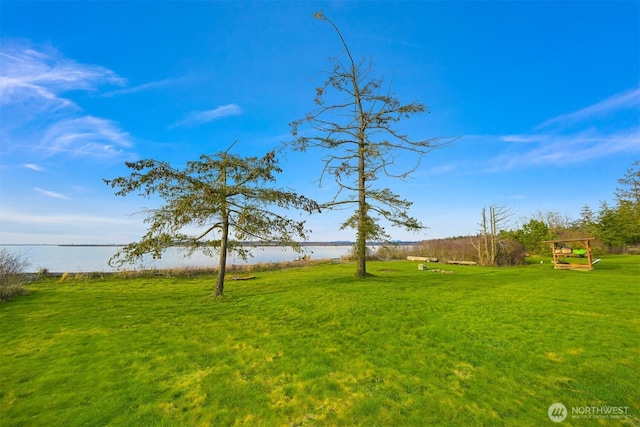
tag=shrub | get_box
[419,238,478,263]
[626,244,640,255]
[340,245,379,262]
[0,249,31,302]
[494,239,527,266]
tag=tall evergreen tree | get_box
[614,160,640,245]
[288,11,453,277]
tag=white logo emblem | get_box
[548,403,568,422]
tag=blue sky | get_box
[1,1,638,244]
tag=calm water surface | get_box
[2,245,353,273]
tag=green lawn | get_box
[1,257,639,426]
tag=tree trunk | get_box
[356,204,367,277]
[356,125,367,278]
[480,207,489,266]
[490,206,497,266]
[214,165,230,298]
[214,213,229,297]
[351,52,368,279]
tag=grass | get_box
[1,256,639,426]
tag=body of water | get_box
[2,244,355,273]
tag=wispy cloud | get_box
[480,87,640,171]
[102,76,186,97]
[487,129,640,171]
[0,40,134,161]
[23,163,44,171]
[0,41,124,112]
[501,134,547,144]
[39,116,132,159]
[170,104,242,128]
[424,161,466,176]
[34,187,72,200]
[536,87,640,130]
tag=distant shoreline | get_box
[1,241,419,248]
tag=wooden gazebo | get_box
[542,238,596,271]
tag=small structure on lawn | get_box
[542,237,596,271]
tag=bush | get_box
[494,239,527,266]
[0,249,31,302]
[375,244,411,260]
[626,244,640,255]
[340,245,380,262]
